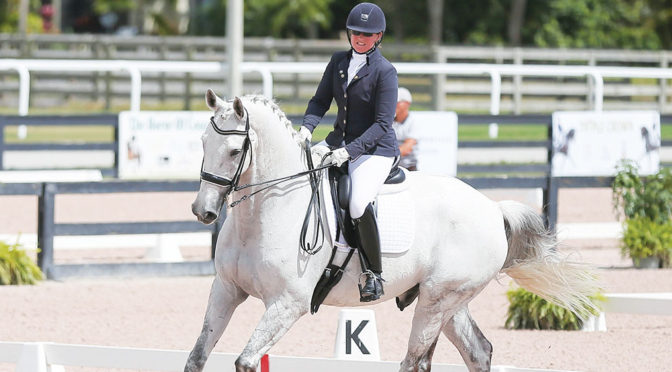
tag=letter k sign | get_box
[345,320,370,354]
[334,309,380,360]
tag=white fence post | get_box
[16,343,48,372]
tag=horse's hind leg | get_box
[234,296,306,372]
[184,277,248,372]
[399,290,456,372]
[442,306,492,372]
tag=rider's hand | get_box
[311,144,330,157]
[324,148,350,166]
[296,126,312,146]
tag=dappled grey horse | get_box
[186,90,600,372]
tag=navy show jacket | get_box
[302,48,400,160]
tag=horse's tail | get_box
[498,200,601,319]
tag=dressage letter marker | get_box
[334,309,380,361]
[345,320,370,354]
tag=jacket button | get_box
[340,74,345,78]
[343,119,346,124]
[344,93,347,98]
[354,75,358,79]
[344,106,347,111]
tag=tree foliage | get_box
[530,0,662,49]
[245,0,334,38]
[3,0,672,50]
[0,0,44,33]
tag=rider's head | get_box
[346,2,386,55]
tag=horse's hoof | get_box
[234,356,257,372]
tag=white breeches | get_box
[348,155,394,218]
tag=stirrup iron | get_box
[358,270,385,302]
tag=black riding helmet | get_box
[346,2,386,54]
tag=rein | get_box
[229,159,331,208]
[199,110,330,208]
[200,110,331,254]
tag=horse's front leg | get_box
[184,277,248,372]
[234,296,307,372]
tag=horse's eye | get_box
[230,149,242,157]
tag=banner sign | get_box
[551,111,660,176]
[411,111,458,176]
[118,111,210,179]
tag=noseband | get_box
[199,108,251,192]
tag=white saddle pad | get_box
[322,168,415,254]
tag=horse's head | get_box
[192,89,256,224]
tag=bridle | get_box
[199,109,252,192]
[198,107,331,254]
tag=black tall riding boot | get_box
[353,203,384,302]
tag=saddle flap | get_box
[337,173,351,210]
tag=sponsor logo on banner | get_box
[551,111,660,176]
[118,111,211,179]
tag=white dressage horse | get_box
[186,90,600,372]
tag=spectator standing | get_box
[392,87,418,170]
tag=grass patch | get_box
[4,126,115,143]
[459,125,548,141]
[2,115,671,144]
[662,124,672,139]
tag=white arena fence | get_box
[0,341,576,372]
[3,59,672,116]
[2,293,669,370]
[0,113,671,279]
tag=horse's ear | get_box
[233,97,245,120]
[206,89,220,110]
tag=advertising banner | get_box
[410,111,458,176]
[551,111,660,176]
[118,111,211,179]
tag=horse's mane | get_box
[241,94,299,141]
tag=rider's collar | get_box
[348,48,380,65]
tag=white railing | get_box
[582,292,672,332]
[0,342,575,372]
[2,59,672,116]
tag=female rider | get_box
[296,2,399,302]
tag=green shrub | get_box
[612,160,672,225]
[0,241,43,285]
[622,216,672,267]
[612,161,672,267]
[505,287,603,330]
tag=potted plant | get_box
[505,287,604,330]
[0,240,43,285]
[612,160,672,268]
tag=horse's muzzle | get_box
[192,186,229,225]
[192,202,219,224]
